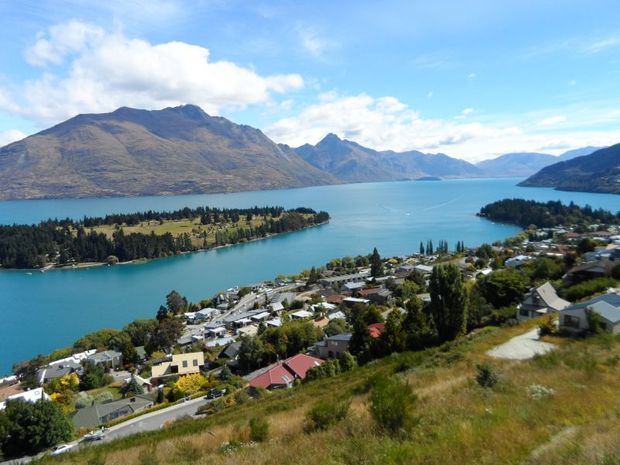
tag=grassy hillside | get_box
[37,320,620,465]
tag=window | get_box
[182,360,188,368]
[519,308,529,317]
[563,315,580,329]
[193,359,198,366]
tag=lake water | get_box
[1,178,618,374]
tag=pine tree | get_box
[370,247,383,278]
[419,241,425,255]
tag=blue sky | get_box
[1,0,620,161]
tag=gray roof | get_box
[529,282,570,311]
[563,293,620,314]
[87,350,122,363]
[326,332,352,342]
[223,309,263,324]
[321,271,370,284]
[589,301,620,324]
[220,342,242,359]
[72,394,154,428]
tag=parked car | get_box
[82,428,108,442]
[205,388,226,399]
[51,444,76,456]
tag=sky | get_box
[1,0,620,162]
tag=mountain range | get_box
[0,104,611,199]
[519,144,620,194]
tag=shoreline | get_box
[0,221,329,273]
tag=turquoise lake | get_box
[1,178,618,374]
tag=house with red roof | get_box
[248,353,324,390]
[368,323,385,339]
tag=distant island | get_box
[0,206,329,269]
[416,176,442,181]
[478,198,619,228]
[519,144,620,195]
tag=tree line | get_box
[0,207,329,268]
[478,198,619,228]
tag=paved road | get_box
[1,396,212,465]
[487,327,556,360]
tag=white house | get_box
[559,293,620,334]
[0,388,50,410]
[517,282,570,320]
[505,255,534,268]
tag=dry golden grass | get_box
[41,325,620,465]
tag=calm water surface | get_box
[1,178,618,373]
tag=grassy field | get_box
[89,216,287,248]
[38,321,620,465]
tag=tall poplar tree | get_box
[429,264,468,341]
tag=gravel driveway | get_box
[487,327,556,360]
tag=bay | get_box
[0,178,618,374]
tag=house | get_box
[123,374,152,392]
[86,350,123,370]
[517,282,570,320]
[564,260,615,283]
[265,317,282,327]
[325,294,345,305]
[327,311,346,321]
[72,394,154,428]
[205,336,236,348]
[267,302,284,313]
[219,342,242,360]
[248,353,324,390]
[0,387,50,411]
[368,323,385,339]
[151,352,205,383]
[559,292,620,335]
[250,311,271,323]
[505,255,534,268]
[195,308,219,321]
[290,310,314,320]
[314,333,352,359]
[343,297,370,307]
[413,264,433,275]
[237,325,259,337]
[320,271,371,287]
[37,360,82,385]
[344,281,366,293]
[358,288,392,305]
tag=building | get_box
[0,387,50,410]
[86,350,123,370]
[505,255,534,268]
[358,287,392,305]
[72,394,154,428]
[368,323,385,339]
[320,271,371,287]
[559,292,620,335]
[314,333,352,359]
[248,354,324,390]
[37,360,82,385]
[150,352,205,383]
[343,297,370,307]
[517,282,570,320]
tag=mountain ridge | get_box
[519,144,620,194]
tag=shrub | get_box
[562,278,617,302]
[538,316,556,337]
[369,377,417,437]
[249,417,269,442]
[304,397,351,432]
[475,363,498,388]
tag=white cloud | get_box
[539,115,567,127]
[266,93,620,162]
[0,129,27,147]
[2,21,304,124]
[298,28,334,58]
[468,72,477,80]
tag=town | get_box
[1,210,619,460]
